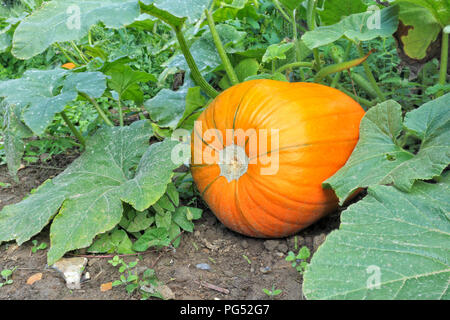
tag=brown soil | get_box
[0,152,348,300]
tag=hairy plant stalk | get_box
[118,98,124,127]
[292,9,305,81]
[80,92,114,126]
[55,43,77,65]
[205,9,239,86]
[357,45,385,101]
[306,0,321,71]
[60,111,86,147]
[273,0,291,22]
[141,6,219,98]
[275,61,314,74]
[331,42,352,88]
[437,31,449,97]
[70,41,89,64]
[174,29,219,98]
[336,84,375,109]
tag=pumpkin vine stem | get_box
[174,28,220,99]
[357,44,385,101]
[291,9,306,81]
[331,41,352,88]
[118,97,124,127]
[60,111,86,148]
[275,62,314,74]
[54,43,78,65]
[141,7,219,99]
[437,31,449,97]
[205,9,239,86]
[335,84,375,109]
[306,0,321,72]
[80,92,114,126]
[70,41,89,64]
[273,0,291,22]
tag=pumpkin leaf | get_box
[144,77,205,129]
[119,206,155,232]
[12,0,140,59]
[392,0,449,69]
[302,5,399,49]
[0,103,32,181]
[394,0,449,26]
[165,183,179,207]
[88,228,134,254]
[102,60,157,105]
[155,210,172,229]
[0,69,106,135]
[0,121,183,264]
[262,42,294,63]
[213,0,249,23]
[219,58,260,89]
[318,0,368,26]
[303,175,450,300]
[172,206,203,232]
[132,227,171,252]
[325,94,450,204]
[128,13,158,30]
[139,0,212,27]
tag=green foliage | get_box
[262,42,294,63]
[302,5,399,49]
[286,246,310,274]
[0,267,16,288]
[393,0,447,60]
[262,284,282,297]
[31,240,47,254]
[12,0,140,59]
[0,69,106,135]
[325,94,450,203]
[304,175,450,299]
[0,121,184,264]
[108,255,164,299]
[0,0,448,301]
[319,0,368,26]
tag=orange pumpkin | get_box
[190,80,364,238]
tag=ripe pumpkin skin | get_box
[191,79,365,238]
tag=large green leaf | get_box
[303,176,450,300]
[0,103,32,181]
[393,0,448,63]
[0,12,28,53]
[394,0,450,26]
[262,42,295,63]
[140,0,212,27]
[302,5,399,49]
[144,78,205,129]
[325,94,450,204]
[12,0,140,59]
[0,69,106,135]
[0,121,183,264]
[102,59,157,105]
[318,0,368,26]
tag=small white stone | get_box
[51,257,88,290]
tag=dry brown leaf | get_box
[100,282,113,292]
[26,273,43,285]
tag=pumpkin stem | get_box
[219,145,249,182]
[437,31,449,97]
